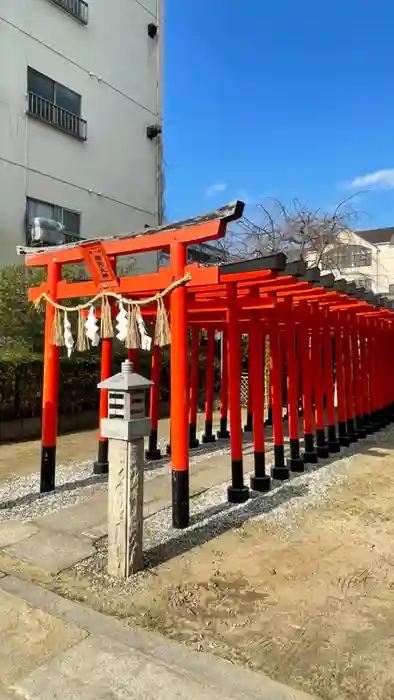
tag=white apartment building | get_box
[0,0,163,271]
[309,226,394,297]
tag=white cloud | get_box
[348,168,394,190]
[205,182,226,198]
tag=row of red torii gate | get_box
[20,201,394,529]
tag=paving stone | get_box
[0,590,86,686]
[4,529,95,574]
[33,491,107,536]
[11,635,254,700]
[0,522,38,549]
[82,521,108,541]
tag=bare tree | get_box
[227,195,365,274]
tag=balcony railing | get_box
[28,93,87,142]
[49,0,88,24]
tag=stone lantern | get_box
[98,359,153,578]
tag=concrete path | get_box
[0,412,231,486]
[0,439,269,574]
[0,573,315,699]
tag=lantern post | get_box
[99,359,152,578]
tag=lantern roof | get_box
[98,360,153,392]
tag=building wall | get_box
[308,229,394,295]
[0,0,162,272]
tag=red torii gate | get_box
[20,200,394,529]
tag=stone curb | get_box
[0,574,316,700]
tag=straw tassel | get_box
[51,308,64,347]
[154,299,171,347]
[125,305,139,349]
[77,311,90,352]
[33,297,45,314]
[100,296,114,339]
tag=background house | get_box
[309,226,394,297]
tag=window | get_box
[26,198,81,247]
[27,68,87,141]
[389,284,394,294]
[354,278,373,291]
[321,244,372,270]
[48,0,88,24]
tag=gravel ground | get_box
[0,436,243,523]
[0,426,381,593]
[71,432,375,597]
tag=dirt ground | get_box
[2,425,394,699]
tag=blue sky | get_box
[164,0,394,230]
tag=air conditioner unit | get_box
[28,217,66,246]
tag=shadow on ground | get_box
[143,425,394,568]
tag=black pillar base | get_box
[145,449,162,461]
[217,417,230,439]
[337,421,350,446]
[172,470,189,529]
[272,445,290,479]
[346,418,358,443]
[355,417,366,439]
[228,460,249,502]
[302,433,318,464]
[250,474,271,492]
[287,438,304,472]
[338,435,350,447]
[202,419,216,444]
[316,428,329,459]
[227,484,250,503]
[244,412,253,433]
[250,452,271,491]
[40,445,56,493]
[189,424,200,449]
[327,425,340,453]
[303,452,318,464]
[272,466,290,480]
[146,430,162,460]
[381,408,390,427]
[93,440,109,475]
[287,457,305,472]
[328,441,341,453]
[370,411,381,431]
[317,445,330,458]
[363,413,372,434]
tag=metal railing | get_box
[63,231,82,244]
[49,0,88,24]
[28,93,87,141]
